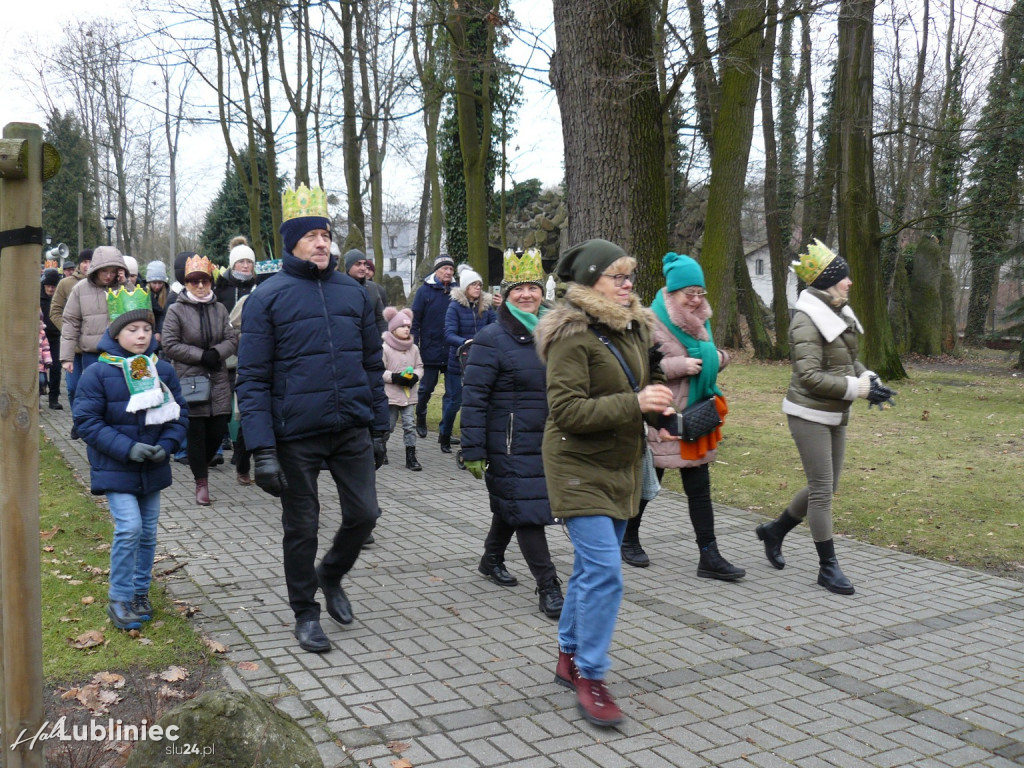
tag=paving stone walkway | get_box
[41,404,1024,768]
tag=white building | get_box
[745,242,798,310]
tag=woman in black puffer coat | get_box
[460,253,562,619]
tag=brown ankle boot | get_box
[195,478,211,506]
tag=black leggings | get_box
[482,512,557,586]
[187,414,229,481]
[627,464,715,547]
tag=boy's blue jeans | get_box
[558,515,627,680]
[107,491,160,602]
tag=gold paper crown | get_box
[44,259,59,270]
[502,247,545,286]
[106,285,151,321]
[791,238,837,285]
[282,184,329,222]
[184,254,214,278]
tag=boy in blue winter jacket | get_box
[73,286,188,630]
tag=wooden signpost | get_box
[0,122,60,768]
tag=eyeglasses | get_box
[186,277,211,286]
[601,272,636,287]
[682,288,707,298]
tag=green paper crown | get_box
[791,238,837,285]
[282,183,328,222]
[502,247,545,285]
[107,285,151,322]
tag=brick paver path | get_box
[41,405,1024,767]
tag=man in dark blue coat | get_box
[236,185,390,654]
[410,254,455,437]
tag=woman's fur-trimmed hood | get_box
[535,284,655,362]
[449,285,495,314]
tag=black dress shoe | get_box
[48,401,63,410]
[208,454,225,467]
[316,566,353,625]
[478,554,518,587]
[621,541,650,568]
[294,618,331,653]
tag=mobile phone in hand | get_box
[657,412,681,437]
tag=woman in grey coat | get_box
[161,256,238,505]
[755,240,894,595]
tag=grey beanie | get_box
[146,261,168,283]
[344,249,370,272]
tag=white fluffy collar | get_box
[795,289,863,342]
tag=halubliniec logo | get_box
[4,717,200,752]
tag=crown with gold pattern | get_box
[791,238,838,285]
[44,259,59,270]
[184,255,214,280]
[501,247,545,293]
[282,183,329,222]
[107,285,151,321]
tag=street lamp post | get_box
[103,211,116,247]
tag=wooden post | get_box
[0,122,55,768]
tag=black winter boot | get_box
[536,577,564,619]
[415,412,428,439]
[438,433,453,454]
[814,539,855,595]
[478,554,518,587]
[696,540,746,581]
[620,512,650,567]
[405,446,422,471]
[755,510,801,570]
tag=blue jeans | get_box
[65,353,83,406]
[107,491,161,602]
[558,515,627,680]
[438,370,463,437]
[415,365,444,419]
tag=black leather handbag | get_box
[179,374,211,405]
[679,396,721,442]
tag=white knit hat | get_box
[122,255,138,277]
[229,243,256,269]
[458,267,483,288]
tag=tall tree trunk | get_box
[447,0,499,277]
[760,0,790,359]
[836,0,905,378]
[797,0,816,245]
[356,3,384,264]
[701,0,769,352]
[276,0,314,186]
[550,0,666,301]
[340,0,365,236]
[411,0,444,270]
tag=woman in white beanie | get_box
[438,266,496,453]
[214,236,258,315]
[144,261,170,342]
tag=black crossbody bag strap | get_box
[591,327,640,393]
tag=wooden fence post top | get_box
[0,124,62,181]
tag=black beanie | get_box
[77,248,94,265]
[41,268,61,287]
[811,255,850,290]
[555,239,628,287]
[174,252,194,285]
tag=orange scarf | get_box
[678,394,728,461]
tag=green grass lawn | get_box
[671,349,1024,577]
[38,437,213,683]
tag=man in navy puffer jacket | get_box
[236,187,390,654]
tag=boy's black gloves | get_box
[253,449,288,497]
[371,431,388,469]
[200,349,221,370]
[867,375,897,410]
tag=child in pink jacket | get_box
[381,307,424,471]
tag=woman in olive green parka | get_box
[535,239,673,729]
[756,239,895,596]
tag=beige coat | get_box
[49,266,87,331]
[59,247,127,362]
